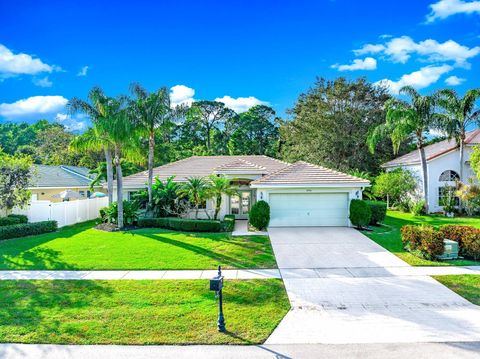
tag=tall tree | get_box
[368,86,438,212]
[129,83,183,208]
[68,87,116,205]
[280,77,394,174]
[187,101,236,152]
[227,105,279,156]
[0,150,33,215]
[435,88,480,181]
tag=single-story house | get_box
[30,165,104,202]
[382,129,480,213]
[118,156,370,227]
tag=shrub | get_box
[7,214,28,223]
[365,201,387,225]
[349,200,371,228]
[0,221,57,240]
[0,216,22,226]
[410,200,426,216]
[400,225,443,260]
[249,200,270,231]
[222,214,235,232]
[137,217,222,232]
[439,225,480,259]
[100,200,140,226]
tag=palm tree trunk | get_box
[147,131,155,208]
[214,194,221,220]
[459,138,465,181]
[114,145,124,229]
[418,145,429,213]
[104,147,114,206]
[195,204,199,220]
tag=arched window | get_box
[439,170,460,182]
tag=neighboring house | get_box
[119,155,370,227]
[30,165,104,202]
[382,129,480,213]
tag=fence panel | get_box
[13,197,108,228]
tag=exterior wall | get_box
[386,147,477,213]
[30,187,105,203]
[255,186,363,227]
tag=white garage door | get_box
[269,193,349,227]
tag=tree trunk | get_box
[214,194,221,220]
[104,147,114,206]
[114,145,124,229]
[195,204,199,220]
[459,137,465,182]
[418,145,429,213]
[147,131,155,208]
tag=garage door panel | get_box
[269,193,349,227]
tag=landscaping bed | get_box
[434,275,480,305]
[0,279,290,345]
[363,211,480,266]
[0,221,277,270]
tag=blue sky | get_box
[0,0,479,131]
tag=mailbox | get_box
[210,276,223,291]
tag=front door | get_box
[230,191,252,219]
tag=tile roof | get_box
[31,165,95,188]
[250,161,370,186]
[382,129,480,168]
[122,155,288,187]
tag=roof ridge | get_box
[250,162,295,184]
[293,161,369,183]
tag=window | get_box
[439,170,460,182]
[198,200,207,209]
[79,191,85,197]
[438,186,460,206]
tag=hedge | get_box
[439,225,480,260]
[0,221,58,240]
[400,224,444,260]
[137,217,222,232]
[349,199,371,229]
[365,201,387,225]
[0,217,22,227]
[222,214,236,232]
[249,201,270,231]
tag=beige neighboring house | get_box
[118,155,370,227]
[30,165,105,203]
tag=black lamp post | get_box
[210,265,226,332]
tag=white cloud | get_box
[331,57,377,71]
[32,76,53,88]
[354,36,480,67]
[170,85,195,107]
[0,44,58,78]
[445,75,466,85]
[427,0,480,22]
[55,113,87,132]
[77,66,89,77]
[214,96,268,113]
[376,64,453,94]
[0,95,68,119]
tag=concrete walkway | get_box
[0,269,281,280]
[2,342,480,359]
[232,220,268,236]
[266,227,480,344]
[0,266,479,280]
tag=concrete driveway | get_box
[267,227,480,344]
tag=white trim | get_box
[59,166,93,181]
[29,186,100,190]
[251,182,370,189]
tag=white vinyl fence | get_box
[13,197,108,228]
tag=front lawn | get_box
[434,275,480,305]
[0,221,277,270]
[0,279,290,345]
[364,211,480,266]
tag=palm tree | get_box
[434,88,480,181]
[67,88,115,205]
[129,83,184,209]
[368,86,437,212]
[178,176,211,219]
[208,175,238,220]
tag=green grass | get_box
[434,275,480,305]
[363,211,480,266]
[0,221,277,270]
[0,279,290,345]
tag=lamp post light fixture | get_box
[210,265,226,332]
